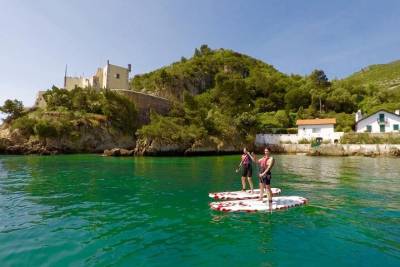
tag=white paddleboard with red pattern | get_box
[210,196,308,212]
[208,188,281,200]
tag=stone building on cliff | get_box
[64,60,131,90]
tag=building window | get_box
[312,128,320,133]
[366,125,372,132]
[380,124,385,133]
[394,124,399,131]
[379,113,385,123]
[115,73,120,79]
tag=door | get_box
[380,124,385,133]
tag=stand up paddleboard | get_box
[210,196,308,212]
[209,188,281,200]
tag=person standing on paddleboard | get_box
[236,148,255,194]
[258,148,275,211]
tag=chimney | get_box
[355,110,362,122]
[395,110,400,115]
[128,64,131,72]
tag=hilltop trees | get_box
[0,99,24,121]
[9,87,138,142]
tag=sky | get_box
[0,0,399,109]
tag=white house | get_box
[355,109,400,133]
[255,118,343,145]
[297,118,343,142]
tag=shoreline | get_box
[1,143,400,157]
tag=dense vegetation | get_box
[2,46,400,151]
[2,87,137,142]
[133,45,400,146]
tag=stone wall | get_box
[258,143,400,157]
[111,89,171,125]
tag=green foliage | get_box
[321,112,354,132]
[138,112,207,146]
[344,60,400,90]
[42,87,137,134]
[101,90,137,134]
[43,86,72,110]
[341,133,400,144]
[11,116,37,136]
[128,46,400,147]
[284,87,311,110]
[34,119,59,139]
[298,138,311,144]
[0,99,24,121]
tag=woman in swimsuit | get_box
[258,148,275,212]
[236,148,255,194]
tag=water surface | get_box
[0,155,399,266]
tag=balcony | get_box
[377,118,388,125]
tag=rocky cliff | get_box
[0,120,135,155]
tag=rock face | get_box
[0,123,135,155]
[134,137,242,156]
[103,148,135,157]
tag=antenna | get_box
[64,64,68,88]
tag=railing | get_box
[377,118,389,125]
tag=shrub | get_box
[34,120,59,139]
[340,133,400,144]
[298,138,311,144]
[11,116,37,136]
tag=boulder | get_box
[103,148,134,156]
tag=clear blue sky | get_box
[1,0,399,108]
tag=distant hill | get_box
[343,60,400,90]
[130,46,292,101]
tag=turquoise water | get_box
[0,154,399,266]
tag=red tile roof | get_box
[296,118,336,126]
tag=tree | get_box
[199,44,212,55]
[194,48,201,57]
[309,69,330,88]
[325,87,356,113]
[284,87,311,110]
[43,86,72,110]
[0,99,24,121]
[308,70,331,113]
[274,110,290,128]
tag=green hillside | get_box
[344,60,400,90]
[130,45,369,149]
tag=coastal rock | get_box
[389,147,400,157]
[135,136,242,156]
[0,121,136,155]
[103,148,134,156]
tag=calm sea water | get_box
[0,154,399,266]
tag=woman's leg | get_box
[258,182,264,200]
[247,177,254,193]
[241,176,246,190]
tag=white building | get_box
[355,109,400,133]
[256,118,344,145]
[297,118,343,142]
[64,61,131,91]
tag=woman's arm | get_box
[247,152,255,162]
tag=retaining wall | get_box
[112,89,171,125]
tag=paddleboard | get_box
[210,196,308,212]
[208,188,281,200]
